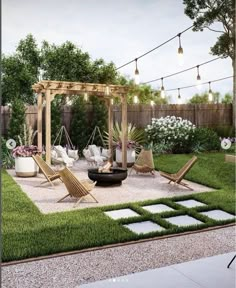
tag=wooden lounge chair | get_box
[130,149,155,175]
[32,154,62,187]
[159,156,198,191]
[57,167,98,207]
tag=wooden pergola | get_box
[32,80,129,168]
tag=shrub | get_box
[1,137,14,168]
[145,116,196,154]
[191,128,221,152]
[8,99,26,145]
[70,96,89,155]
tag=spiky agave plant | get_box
[104,122,145,152]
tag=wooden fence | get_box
[1,104,232,136]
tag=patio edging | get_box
[2,223,235,267]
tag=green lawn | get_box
[2,149,235,262]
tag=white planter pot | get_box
[115,148,136,167]
[15,157,38,177]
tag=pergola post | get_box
[108,99,113,164]
[37,93,43,155]
[121,95,127,168]
[45,89,51,164]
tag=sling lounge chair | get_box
[159,156,197,191]
[57,167,98,207]
[130,149,155,175]
[32,154,62,187]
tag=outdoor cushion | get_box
[101,148,109,158]
[67,149,79,160]
[54,145,74,166]
[89,145,101,157]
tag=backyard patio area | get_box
[7,160,214,214]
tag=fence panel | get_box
[1,104,232,137]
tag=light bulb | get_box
[134,73,140,85]
[134,58,140,85]
[150,100,154,106]
[133,95,139,104]
[208,90,213,102]
[111,98,114,105]
[177,47,184,66]
[161,87,165,99]
[177,88,182,104]
[105,85,110,96]
[196,75,202,90]
[84,92,88,102]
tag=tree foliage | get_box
[8,99,26,145]
[183,0,235,60]
[70,97,89,154]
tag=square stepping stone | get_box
[104,208,140,220]
[176,199,206,208]
[200,210,235,221]
[165,215,202,227]
[124,221,165,234]
[142,204,175,214]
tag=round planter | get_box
[15,157,38,177]
[115,148,136,167]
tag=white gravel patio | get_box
[7,160,214,214]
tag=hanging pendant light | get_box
[177,33,184,66]
[134,58,140,85]
[133,95,139,104]
[208,82,213,102]
[160,78,165,98]
[177,88,182,104]
[196,65,202,90]
[105,85,110,96]
[84,92,88,102]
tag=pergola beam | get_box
[33,80,129,168]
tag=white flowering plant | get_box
[145,116,196,153]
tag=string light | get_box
[177,33,184,66]
[160,78,165,98]
[84,92,88,102]
[177,88,182,104]
[105,85,110,96]
[133,95,139,104]
[165,76,232,92]
[208,82,213,102]
[142,57,221,85]
[111,98,114,105]
[150,100,155,106]
[134,59,140,85]
[116,25,193,71]
[196,65,202,90]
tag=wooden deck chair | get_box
[130,149,155,175]
[159,156,198,191]
[57,167,98,207]
[32,154,62,187]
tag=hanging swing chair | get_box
[52,126,79,167]
[83,126,109,166]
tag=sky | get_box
[2,0,233,103]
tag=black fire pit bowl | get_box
[88,168,128,186]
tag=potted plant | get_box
[12,124,40,177]
[105,122,145,167]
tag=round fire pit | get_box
[88,168,128,186]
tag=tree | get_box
[8,99,26,145]
[90,96,108,147]
[70,96,89,154]
[188,91,220,103]
[183,0,235,122]
[221,93,233,104]
[51,96,62,144]
[2,34,40,105]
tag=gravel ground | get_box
[7,160,214,214]
[2,226,235,288]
